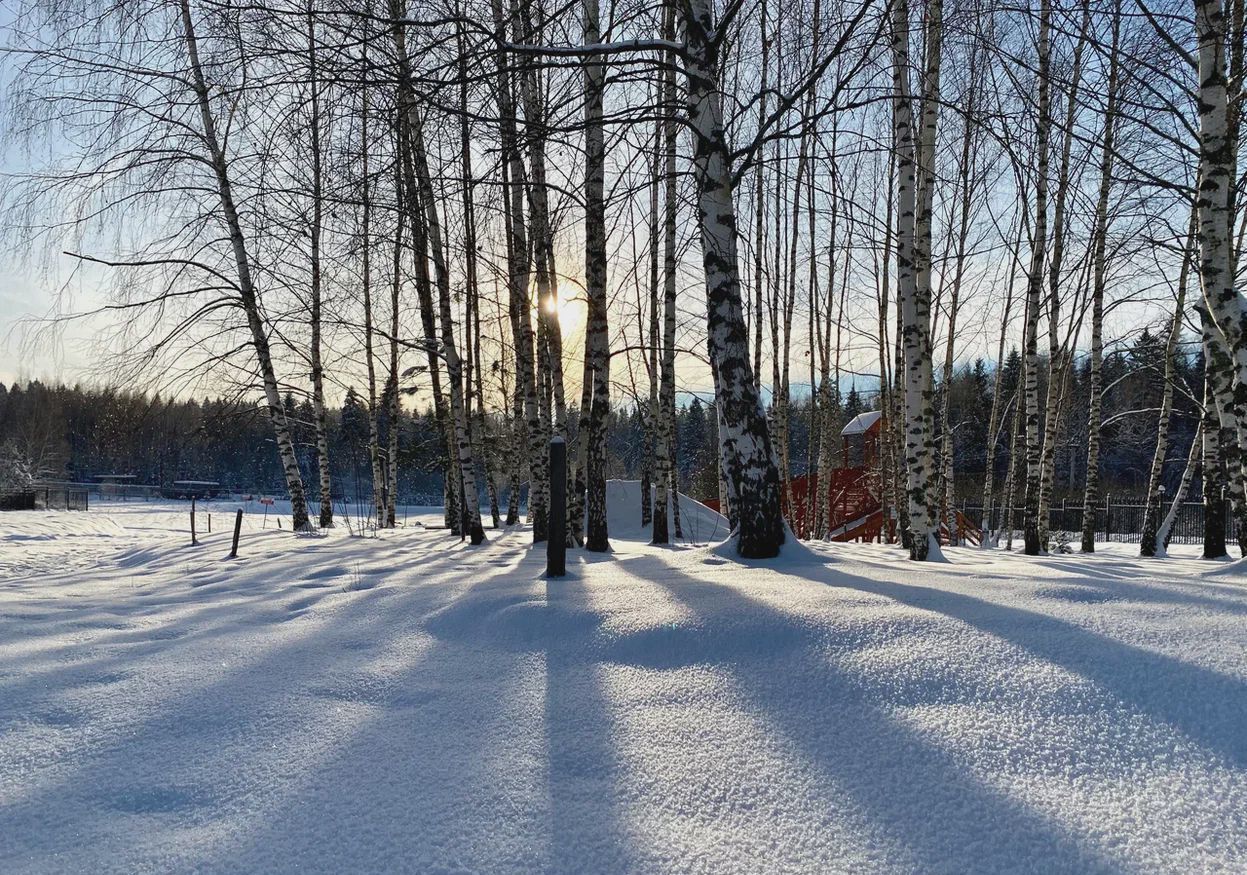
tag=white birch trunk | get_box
[1194,0,1247,555]
[682,0,785,557]
[1080,6,1120,553]
[653,2,679,545]
[408,110,485,545]
[360,80,385,529]
[1022,0,1051,556]
[390,1,458,533]
[179,0,310,531]
[892,0,943,559]
[306,2,333,529]
[1155,423,1202,556]
[582,0,610,551]
[939,71,977,546]
[489,0,538,531]
[386,162,403,529]
[1141,215,1194,556]
[1035,5,1088,550]
[514,0,566,538]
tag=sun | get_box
[546,283,587,334]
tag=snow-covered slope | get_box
[1,504,1245,873]
[604,479,729,544]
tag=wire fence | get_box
[960,499,1237,546]
[1,486,90,511]
[0,491,37,511]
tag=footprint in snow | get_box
[30,706,86,728]
[109,785,208,815]
[1035,584,1119,604]
[74,671,131,687]
[285,593,328,613]
[302,565,349,581]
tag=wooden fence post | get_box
[548,437,566,577]
[230,508,243,559]
[191,497,198,546]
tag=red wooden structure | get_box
[704,410,981,545]
[786,411,884,541]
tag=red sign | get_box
[260,497,274,506]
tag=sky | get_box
[0,270,70,386]
[0,4,82,387]
[0,254,114,388]
[0,0,1187,406]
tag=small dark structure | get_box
[95,475,161,501]
[547,438,566,577]
[0,491,37,511]
[164,480,222,500]
[230,508,244,559]
[9,483,91,511]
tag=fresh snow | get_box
[840,410,883,436]
[1,496,1246,873]
[603,478,730,544]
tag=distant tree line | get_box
[6,0,1241,560]
[0,381,446,503]
[1,329,1199,511]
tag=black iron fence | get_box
[0,491,36,511]
[1,485,90,511]
[960,499,1238,546]
[40,484,90,510]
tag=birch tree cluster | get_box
[3,0,1245,560]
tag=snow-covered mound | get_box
[604,479,729,544]
[1,505,1245,871]
[704,519,827,565]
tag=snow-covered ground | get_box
[1,491,1245,873]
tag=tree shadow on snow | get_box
[1033,556,1247,614]
[1,533,573,872]
[619,560,1114,871]
[194,542,640,873]
[809,563,1247,769]
[542,570,638,872]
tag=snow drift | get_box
[3,504,1246,873]
[603,479,729,544]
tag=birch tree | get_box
[653,0,679,546]
[1193,0,1247,553]
[892,0,943,559]
[581,0,610,551]
[1140,217,1194,556]
[1035,2,1088,551]
[490,0,538,532]
[181,0,313,531]
[1079,0,1121,554]
[682,0,786,557]
[1022,0,1051,556]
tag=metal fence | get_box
[1,486,90,511]
[0,491,36,511]
[95,483,163,501]
[39,484,90,510]
[960,499,1238,546]
[31,480,162,504]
